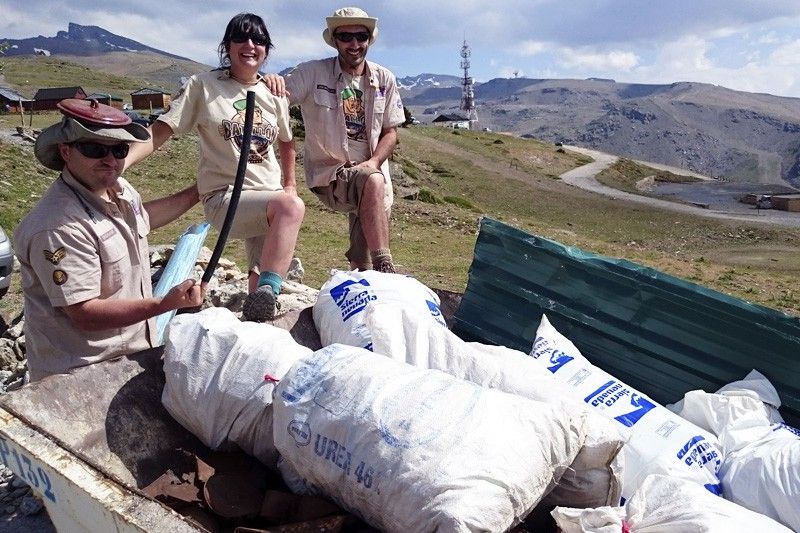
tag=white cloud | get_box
[516,40,550,56]
[558,48,640,72]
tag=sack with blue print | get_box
[530,314,724,502]
[273,343,588,533]
[673,372,800,531]
[312,270,446,350]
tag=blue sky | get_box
[3,0,800,97]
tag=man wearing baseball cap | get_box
[266,7,405,273]
[14,99,203,381]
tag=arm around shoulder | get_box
[124,120,175,171]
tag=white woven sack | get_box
[365,302,624,509]
[551,474,792,533]
[674,382,800,531]
[312,270,445,350]
[273,343,587,533]
[162,307,312,467]
[530,314,723,501]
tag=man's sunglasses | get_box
[71,141,130,159]
[231,33,269,46]
[334,31,370,43]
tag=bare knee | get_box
[362,173,385,205]
[268,193,305,224]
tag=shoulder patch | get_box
[43,247,66,265]
[52,270,68,286]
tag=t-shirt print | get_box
[219,98,279,163]
[342,84,367,143]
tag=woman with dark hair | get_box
[127,13,304,322]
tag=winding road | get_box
[560,146,800,228]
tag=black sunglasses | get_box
[231,33,269,46]
[334,31,370,43]
[71,141,130,159]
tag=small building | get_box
[432,113,470,129]
[85,92,124,109]
[0,87,32,113]
[771,194,800,212]
[130,88,171,112]
[31,86,87,111]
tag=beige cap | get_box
[322,7,378,48]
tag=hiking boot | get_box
[374,259,396,274]
[242,285,280,322]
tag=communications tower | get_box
[460,39,478,127]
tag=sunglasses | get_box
[334,31,370,43]
[71,141,130,159]
[231,33,269,46]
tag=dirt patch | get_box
[704,245,800,272]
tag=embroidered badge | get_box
[43,247,66,265]
[100,229,116,241]
[53,270,68,285]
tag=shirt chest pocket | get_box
[98,229,130,297]
[313,89,338,111]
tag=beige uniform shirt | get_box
[159,69,293,199]
[14,170,155,380]
[285,58,405,193]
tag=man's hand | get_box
[161,279,204,311]
[262,74,289,97]
[282,185,298,197]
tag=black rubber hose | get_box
[202,90,255,284]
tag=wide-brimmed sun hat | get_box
[323,7,378,48]
[35,98,150,170]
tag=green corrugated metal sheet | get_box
[453,217,800,426]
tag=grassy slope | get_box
[1,57,799,320]
[1,56,159,101]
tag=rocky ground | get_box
[0,245,316,531]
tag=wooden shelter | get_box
[31,87,86,111]
[85,92,124,109]
[0,87,31,113]
[130,88,171,111]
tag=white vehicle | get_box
[0,226,13,299]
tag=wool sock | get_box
[370,248,394,270]
[257,271,283,295]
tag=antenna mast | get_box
[460,38,478,127]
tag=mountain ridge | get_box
[3,22,190,61]
[402,76,800,187]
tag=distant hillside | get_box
[2,22,188,60]
[402,78,800,187]
[0,23,212,94]
[397,73,463,98]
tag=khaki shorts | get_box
[312,165,391,267]
[203,186,285,272]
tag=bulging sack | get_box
[162,307,312,468]
[551,474,793,533]
[273,343,587,533]
[312,270,445,350]
[673,375,800,532]
[365,302,624,509]
[530,314,723,501]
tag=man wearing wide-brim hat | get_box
[265,7,405,274]
[14,99,203,381]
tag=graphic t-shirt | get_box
[158,70,292,197]
[341,73,370,163]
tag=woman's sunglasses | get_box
[334,31,370,43]
[231,33,269,46]
[71,141,130,159]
